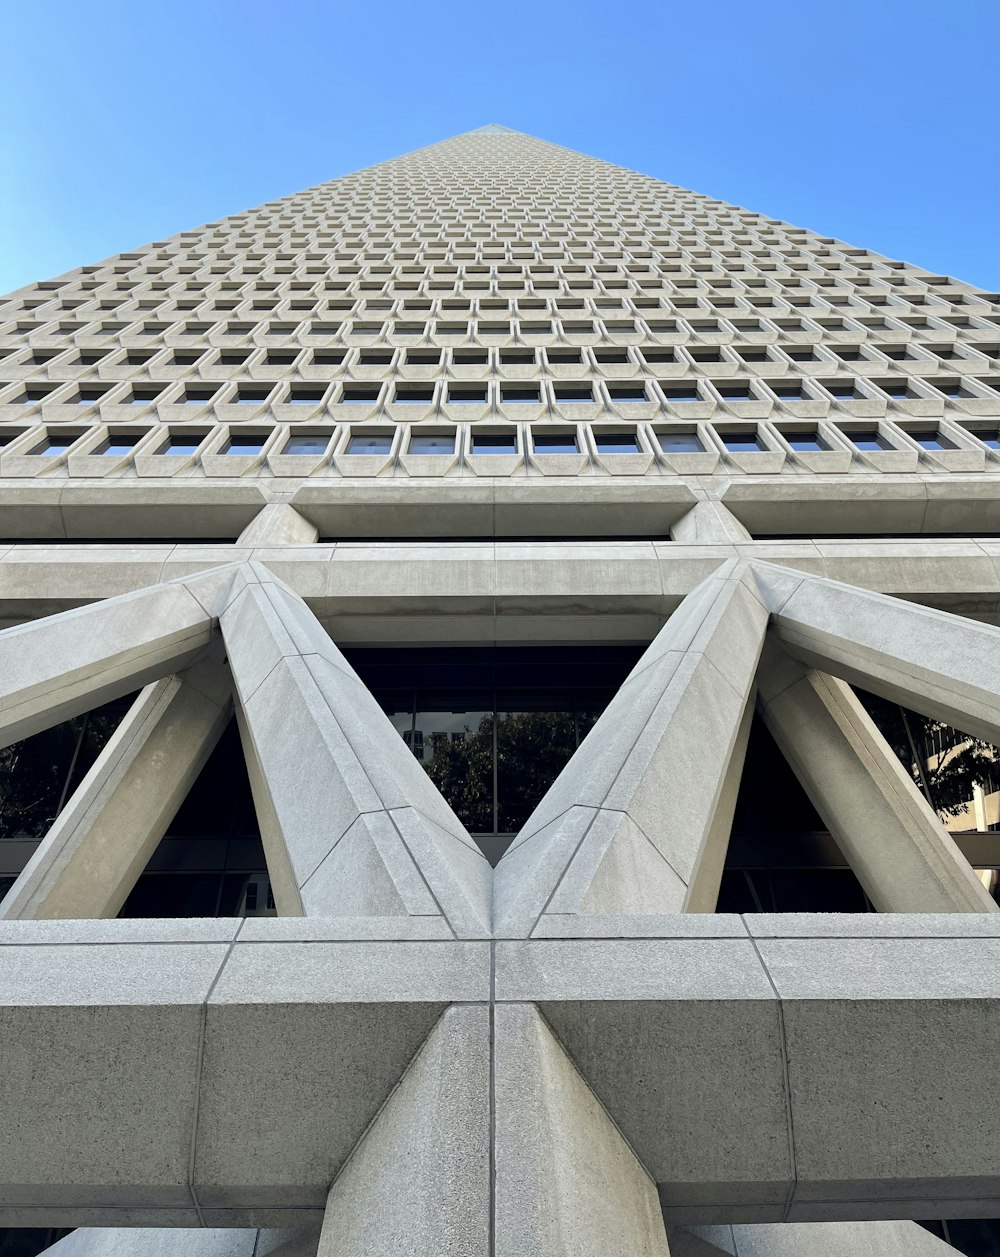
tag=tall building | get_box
[0,127,999,1257]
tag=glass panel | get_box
[722,432,766,452]
[849,430,892,451]
[658,431,702,453]
[283,434,328,455]
[96,438,138,456]
[472,436,517,454]
[415,691,494,833]
[785,432,827,452]
[533,433,578,454]
[225,437,264,454]
[409,433,454,455]
[912,431,957,451]
[36,437,74,455]
[347,434,392,454]
[595,433,639,453]
[496,698,577,833]
[162,438,201,455]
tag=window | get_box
[409,433,454,455]
[181,387,217,404]
[472,434,517,455]
[95,436,140,457]
[499,349,535,364]
[160,436,203,456]
[283,434,329,455]
[235,385,273,403]
[286,386,327,403]
[533,432,578,454]
[553,384,593,402]
[658,430,703,453]
[447,385,488,403]
[910,429,957,451]
[453,349,488,365]
[347,433,392,455]
[224,435,266,455]
[500,385,541,403]
[594,432,640,453]
[34,435,77,456]
[847,429,892,452]
[716,385,755,402]
[607,384,647,402]
[218,352,251,366]
[312,350,347,366]
[341,384,382,402]
[877,379,919,400]
[661,385,701,402]
[546,349,583,364]
[784,431,828,452]
[394,385,435,403]
[720,431,766,453]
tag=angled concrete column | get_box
[494,560,766,936]
[0,564,238,747]
[238,503,319,546]
[494,1002,670,1256]
[671,500,752,544]
[756,645,996,913]
[0,656,232,920]
[751,561,1000,744]
[221,562,491,934]
[319,1005,490,1256]
[671,1220,963,1257]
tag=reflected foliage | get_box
[0,702,130,841]
[859,690,1000,819]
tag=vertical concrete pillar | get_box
[237,504,319,546]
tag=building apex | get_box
[467,123,518,134]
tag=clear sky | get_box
[2,0,997,293]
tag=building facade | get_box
[0,127,999,1256]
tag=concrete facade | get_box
[0,127,998,1255]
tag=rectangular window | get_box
[225,436,266,455]
[910,429,957,451]
[35,436,76,456]
[283,434,329,455]
[286,386,327,403]
[394,385,435,403]
[720,431,766,453]
[160,436,203,456]
[594,432,640,453]
[235,386,274,403]
[553,384,593,402]
[533,433,578,454]
[661,385,701,402]
[658,431,703,454]
[784,431,828,452]
[96,436,140,457]
[447,385,488,403]
[409,433,454,455]
[607,384,647,402]
[500,385,540,403]
[347,433,392,455]
[472,434,517,455]
[848,429,892,452]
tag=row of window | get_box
[6,341,998,377]
[4,373,998,411]
[3,418,996,465]
[7,310,997,345]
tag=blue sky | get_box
[2,0,997,293]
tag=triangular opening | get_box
[719,713,874,913]
[118,717,267,918]
[0,695,135,904]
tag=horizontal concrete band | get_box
[1,476,1000,541]
[0,915,998,1227]
[2,540,1000,635]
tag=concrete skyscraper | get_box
[0,127,998,1257]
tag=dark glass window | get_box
[785,431,828,452]
[533,432,579,454]
[659,431,702,453]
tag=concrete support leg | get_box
[757,645,997,913]
[0,566,236,746]
[319,1005,490,1256]
[670,501,752,544]
[494,1002,670,1256]
[0,657,232,920]
[221,562,492,933]
[238,504,319,546]
[494,560,766,936]
[751,560,1000,744]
